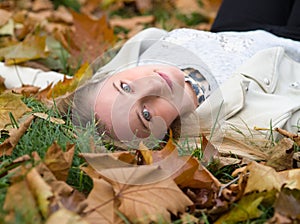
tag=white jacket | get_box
[196,47,300,141]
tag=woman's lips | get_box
[157,72,173,90]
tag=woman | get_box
[71,0,300,148]
[72,23,300,148]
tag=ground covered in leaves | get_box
[1,0,300,223]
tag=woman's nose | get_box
[132,76,172,99]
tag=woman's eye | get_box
[121,83,131,92]
[142,108,151,121]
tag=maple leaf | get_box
[46,62,92,98]
[56,10,115,65]
[0,92,31,130]
[111,166,193,223]
[84,165,193,223]
[44,142,75,181]
[83,178,117,224]
[0,34,49,65]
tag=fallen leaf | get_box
[49,6,73,24]
[56,11,115,65]
[279,168,300,190]
[11,84,40,97]
[49,181,87,214]
[46,62,92,98]
[0,35,49,65]
[110,15,155,30]
[180,213,199,224]
[103,166,193,223]
[0,76,6,93]
[0,115,34,156]
[46,208,89,224]
[0,18,14,36]
[33,112,65,125]
[276,127,300,146]
[135,0,153,13]
[44,142,75,181]
[201,134,219,165]
[83,178,117,224]
[0,92,31,129]
[273,187,300,220]
[32,0,53,11]
[266,137,294,171]
[3,177,43,224]
[215,193,265,224]
[26,167,53,218]
[0,9,12,26]
[243,162,283,194]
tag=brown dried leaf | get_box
[3,178,43,224]
[276,127,300,146]
[135,0,153,13]
[0,115,34,156]
[243,162,283,194]
[57,11,115,65]
[218,136,268,161]
[83,178,117,224]
[0,9,12,27]
[33,112,65,124]
[272,187,300,220]
[44,142,75,181]
[0,92,31,130]
[32,0,53,11]
[110,15,154,30]
[49,181,87,214]
[201,134,219,164]
[266,138,294,171]
[279,168,300,190]
[11,84,40,97]
[50,6,73,24]
[98,165,193,223]
[46,208,89,224]
[0,76,6,93]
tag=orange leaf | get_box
[57,11,115,65]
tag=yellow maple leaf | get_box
[47,62,92,98]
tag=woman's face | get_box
[94,64,195,142]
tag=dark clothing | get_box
[211,0,300,41]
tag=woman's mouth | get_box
[157,72,173,90]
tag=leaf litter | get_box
[0,0,300,223]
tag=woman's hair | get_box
[63,39,219,149]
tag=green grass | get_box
[0,97,94,214]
